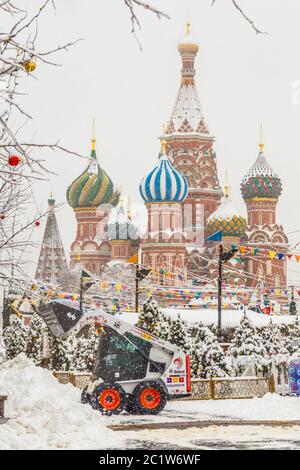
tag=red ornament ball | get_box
[8,155,21,167]
[35,220,41,227]
[0,213,5,220]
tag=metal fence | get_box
[53,372,272,400]
[189,376,272,400]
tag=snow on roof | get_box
[207,195,245,223]
[115,308,295,329]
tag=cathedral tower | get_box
[241,138,288,288]
[164,22,222,242]
[108,195,139,261]
[35,195,70,287]
[67,134,120,275]
[139,139,188,284]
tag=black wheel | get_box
[91,383,126,415]
[131,381,167,415]
[81,386,91,404]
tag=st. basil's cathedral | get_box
[35,23,288,294]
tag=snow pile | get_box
[0,354,122,450]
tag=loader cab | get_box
[93,326,152,382]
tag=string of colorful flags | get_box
[232,245,300,261]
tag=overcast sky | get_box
[20,0,300,283]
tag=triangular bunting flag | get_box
[206,230,222,242]
[127,254,138,264]
[269,251,276,260]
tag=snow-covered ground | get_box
[116,308,295,329]
[1,355,299,450]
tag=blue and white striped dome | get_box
[139,152,188,203]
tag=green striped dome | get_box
[66,139,120,209]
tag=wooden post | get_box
[0,395,7,418]
[210,378,215,400]
[268,374,275,393]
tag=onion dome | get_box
[108,195,139,241]
[241,143,282,200]
[139,140,188,203]
[178,21,199,54]
[48,193,55,207]
[207,185,247,238]
[66,137,119,209]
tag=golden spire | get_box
[259,123,264,153]
[127,197,131,220]
[91,118,96,152]
[224,170,229,198]
[186,20,191,34]
[161,138,167,155]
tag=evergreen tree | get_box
[137,297,161,333]
[49,335,76,371]
[152,312,171,341]
[73,330,99,372]
[3,314,27,359]
[260,320,290,372]
[190,326,230,378]
[25,313,48,366]
[289,287,297,315]
[228,315,268,374]
[168,314,190,352]
[0,330,6,364]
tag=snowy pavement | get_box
[1,355,300,450]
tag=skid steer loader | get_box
[40,300,191,415]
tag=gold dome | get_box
[178,21,199,54]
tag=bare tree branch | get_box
[212,0,267,35]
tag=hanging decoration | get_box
[23,60,36,72]
[8,155,22,167]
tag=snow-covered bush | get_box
[3,315,27,360]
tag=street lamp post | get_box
[217,245,238,341]
[217,243,223,338]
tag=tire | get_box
[81,386,91,404]
[131,381,167,415]
[124,395,139,415]
[91,383,126,415]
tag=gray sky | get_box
[21,0,300,283]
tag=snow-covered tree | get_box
[260,320,291,372]
[3,314,27,359]
[25,313,49,366]
[168,314,190,352]
[190,326,230,378]
[137,297,161,333]
[284,319,300,355]
[73,330,99,372]
[152,312,171,342]
[228,315,268,375]
[0,330,7,364]
[49,335,76,371]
